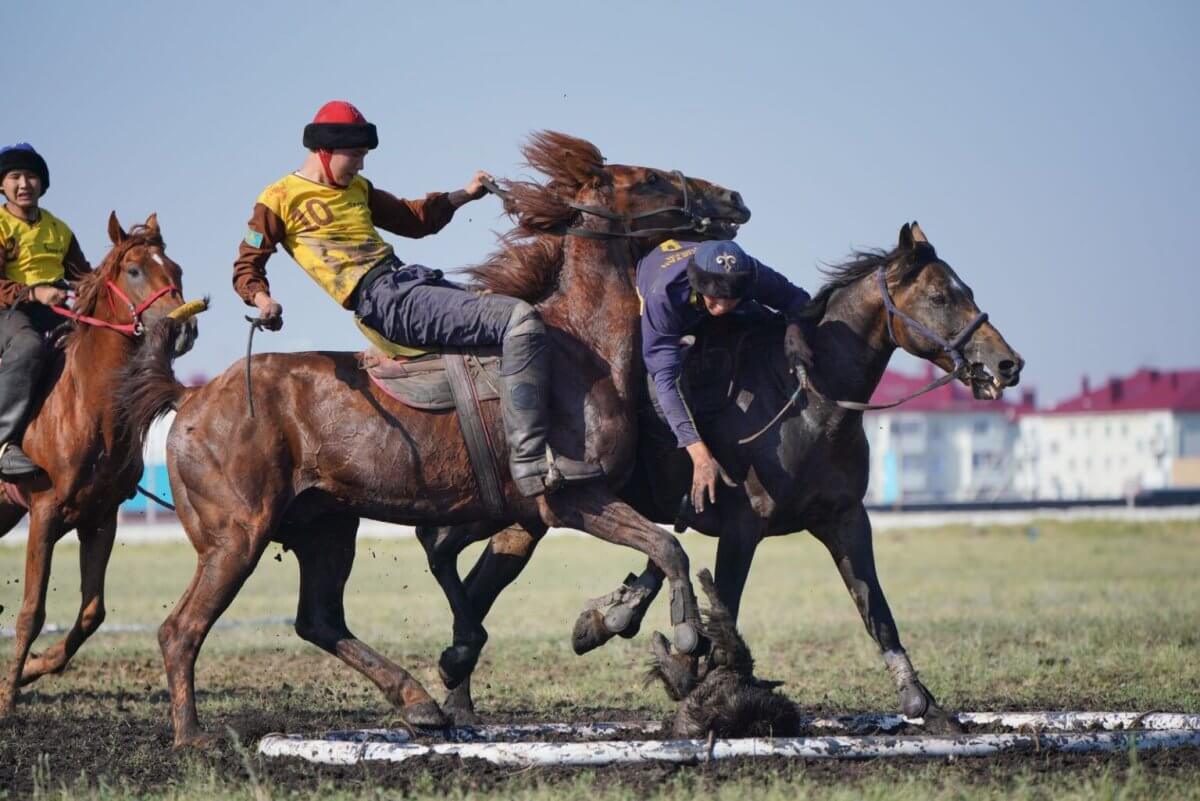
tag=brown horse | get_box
[119,132,750,747]
[0,212,199,716]
[417,222,1024,726]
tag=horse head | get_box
[505,131,750,249]
[879,222,1023,399]
[80,211,199,356]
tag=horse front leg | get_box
[20,512,117,685]
[570,558,664,655]
[810,503,954,728]
[0,509,66,716]
[544,485,703,656]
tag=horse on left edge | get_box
[0,212,201,716]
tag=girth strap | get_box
[444,353,507,517]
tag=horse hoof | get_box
[173,730,221,750]
[446,704,483,726]
[438,646,479,690]
[673,621,701,655]
[572,609,615,655]
[403,700,450,730]
[603,604,635,634]
[899,681,935,719]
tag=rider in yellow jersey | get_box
[0,143,91,478]
[233,101,603,496]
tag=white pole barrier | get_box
[304,711,1200,745]
[259,729,1200,767]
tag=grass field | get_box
[1,519,1198,799]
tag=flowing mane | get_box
[801,242,937,320]
[465,131,605,303]
[71,224,164,319]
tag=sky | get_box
[8,1,1198,403]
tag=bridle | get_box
[565,170,715,240]
[479,172,718,241]
[739,262,991,442]
[52,279,179,337]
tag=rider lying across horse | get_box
[232,101,603,496]
[0,144,92,480]
[638,238,813,515]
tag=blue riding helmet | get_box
[685,239,757,299]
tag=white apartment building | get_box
[1013,369,1200,500]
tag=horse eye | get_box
[646,173,658,184]
[930,292,947,306]
[127,265,142,279]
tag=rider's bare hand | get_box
[465,170,494,199]
[32,284,67,306]
[253,291,283,331]
[685,441,736,513]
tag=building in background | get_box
[863,366,1034,504]
[1013,369,1200,500]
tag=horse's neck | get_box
[812,278,896,408]
[54,328,134,434]
[546,235,641,397]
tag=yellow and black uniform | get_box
[0,206,91,307]
[232,173,470,308]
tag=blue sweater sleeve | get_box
[751,260,810,318]
[642,299,701,448]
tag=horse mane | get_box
[72,224,165,319]
[800,241,937,320]
[464,131,605,303]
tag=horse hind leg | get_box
[415,520,510,693]
[20,513,117,686]
[292,513,447,729]
[440,520,546,724]
[0,511,66,716]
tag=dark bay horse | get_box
[119,132,750,747]
[418,222,1024,725]
[0,213,199,716]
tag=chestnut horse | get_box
[0,213,199,716]
[417,223,1024,726]
[119,132,750,746]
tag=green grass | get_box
[1,519,1198,799]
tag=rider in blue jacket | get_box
[636,239,813,512]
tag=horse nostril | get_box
[998,359,1016,375]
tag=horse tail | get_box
[117,317,196,449]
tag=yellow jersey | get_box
[0,207,75,287]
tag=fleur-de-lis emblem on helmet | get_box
[715,253,738,272]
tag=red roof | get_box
[1044,368,1200,414]
[868,365,1031,414]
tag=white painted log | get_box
[309,711,1200,745]
[259,729,1200,767]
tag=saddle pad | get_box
[360,347,503,410]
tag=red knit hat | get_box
[302,101,378,151]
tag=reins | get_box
[738,265,990,444]
[51,281,180,337]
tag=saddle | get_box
[359,346,508,516]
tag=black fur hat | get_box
[0,144,49,196]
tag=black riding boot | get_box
[0,359,43,480]
[501,310,604,497]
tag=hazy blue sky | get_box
[10,1,1197,402]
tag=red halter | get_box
[50,280,179,336]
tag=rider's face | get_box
[328,148,368,184]
[702,295,741,316]
[1,169,41,211]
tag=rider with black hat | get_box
[0,143,92,478]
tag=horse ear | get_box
[910,221,929,244]
[108,211,127,244]
[145,212,160,232]
[898,222,913,251]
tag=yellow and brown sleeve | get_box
[366,184,473,239]
[232,203,288,306]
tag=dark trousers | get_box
[354,266,523,349]
[0,303,57,444]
